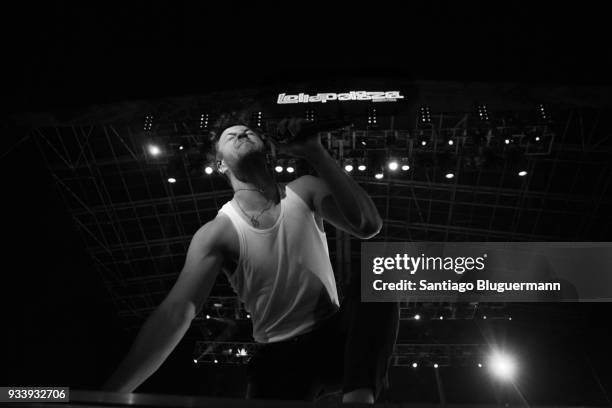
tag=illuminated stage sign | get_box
[277,91,404,104]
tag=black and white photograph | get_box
[3,3,612,407]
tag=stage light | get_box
[286,160,297,174]
[368,107,378,127]
[148,144,161,156]
[251,111,264,128]
[518,170,527,177]
[414,314,421,320]
[193,359,197,363]
[477,104,489,122]
[357,158,367,171]
[200,113,210,130]
[488,351,517,381]
[344,158,354,172]
[388,160,399,171]
[275,165,284,173]
[418,106,432,124]
[445,173,454,179]
[305,108,315,122]
[168,178,176,184]
[417,129,429,148]
[144,115,154,132]
[374,172,384,180]
[537,104,549,122]
[412,362,418,368]
[443,131,456,146]
[204,166,213,175]
[434,364,439,368]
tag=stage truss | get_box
[28,104,612,364]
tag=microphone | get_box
[272,119,353,143]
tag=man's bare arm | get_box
[101,218,227,392]
[305,150,382,238]
[277,119,382,239]
[293,174,382,239]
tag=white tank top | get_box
[218,185,340,343]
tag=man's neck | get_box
[231,171,279,207]
[229,151,281,206]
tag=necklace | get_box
[233,187,276,228]
[234,188,264,194]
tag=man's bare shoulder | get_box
[286,175,322,211]
[191,213,236,251]
[287,174,319,188]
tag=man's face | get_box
[216,125,265,172]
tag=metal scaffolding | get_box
[193,340,488,368]
[29,105,612,346]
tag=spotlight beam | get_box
[488,351,517,381]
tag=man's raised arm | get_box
[101,218,227,393]
[277,118,383,239]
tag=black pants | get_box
[245,288,399,401]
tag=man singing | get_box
[103,117,399,403]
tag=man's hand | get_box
[273,118,324,159]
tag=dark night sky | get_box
[2,2,612,403]
[4,2,612,113]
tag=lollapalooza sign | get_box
[277,91,404,104]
